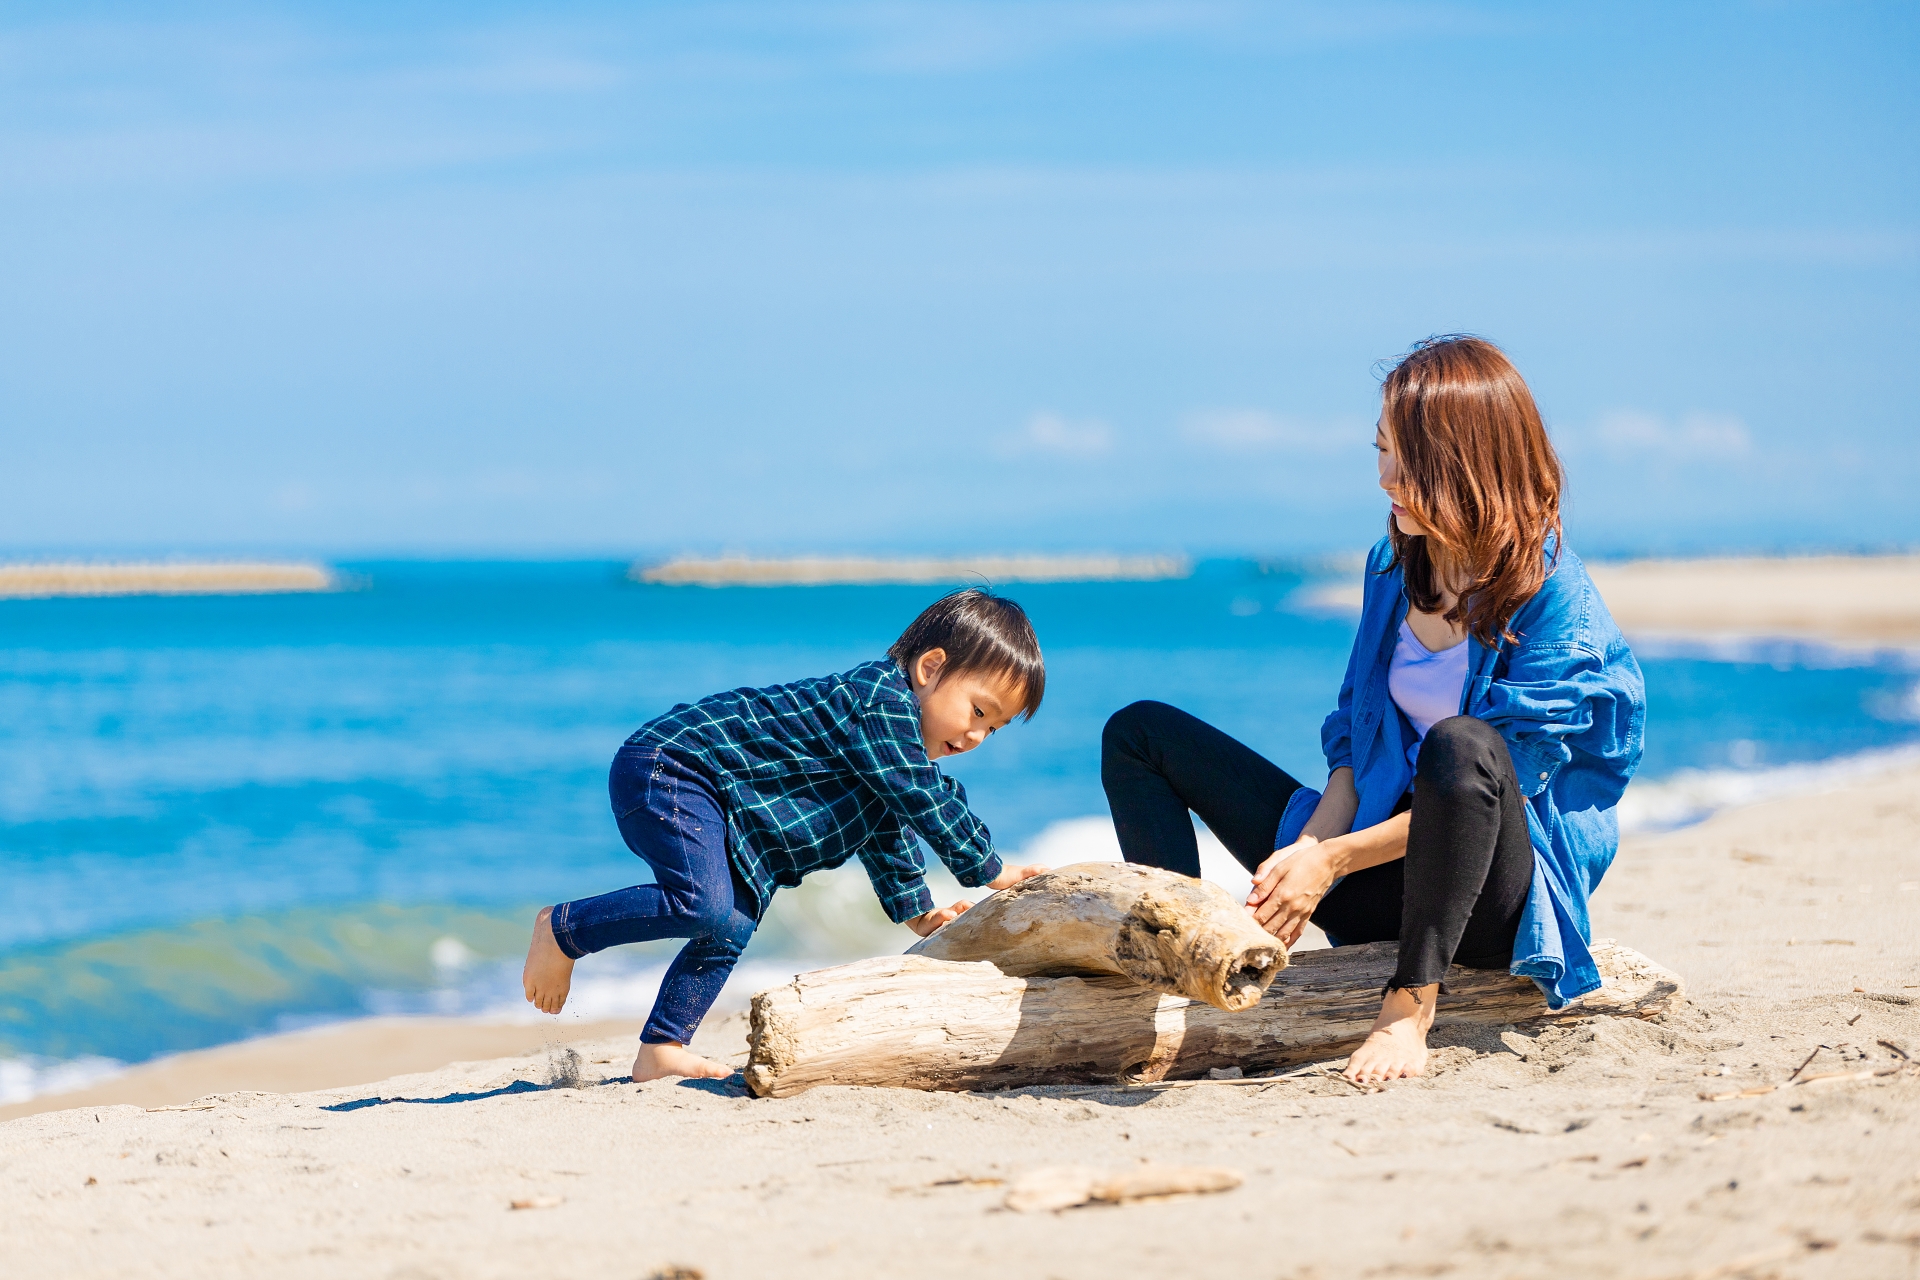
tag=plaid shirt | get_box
[628,658,1002,923]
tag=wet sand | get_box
[0,1019,646,1124]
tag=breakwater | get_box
[0,561,333,598]
[634,553,1190,587]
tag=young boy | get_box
[522,587,1049,1082]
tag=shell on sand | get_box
[907,861,1286,1012]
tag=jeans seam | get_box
[548,901,588,960]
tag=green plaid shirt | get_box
[628,658,1002,923]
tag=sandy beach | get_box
[3,761,1916,1278]
[6,554,1918,1278]
[1305,553,1920,645]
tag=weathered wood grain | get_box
[744,939,1683,1098]
[907,862,1287,1012]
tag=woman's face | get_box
[1374,419,1431,537]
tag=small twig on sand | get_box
[1794,1067,1899,1088]
[1878,1039,1911,1061]
[1140,1064,1331,1091]
[1786,1045,1829,1082]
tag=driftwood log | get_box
[744,939,1683,1098]
[908,862,1286,1012]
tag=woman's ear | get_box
[912,647,948,690]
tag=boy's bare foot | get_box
[522,907,575,1015]
[1343,983,1438,1085]
[631,1041,734,1083]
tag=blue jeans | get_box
[549,747,758,1046]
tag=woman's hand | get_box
[906,900,974,937]
[1246,836,1340,947]
[987,863,1049,891]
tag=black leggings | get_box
[1100,700,1533,990]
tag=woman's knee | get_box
[1416,715,1505,788]
[1102,700,1176,757]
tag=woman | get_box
[1102,335,1644,1084]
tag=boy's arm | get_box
[857,814,938,925]
[846,696,1003,889]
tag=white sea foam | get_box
[360,952,837,1027]
[0,1053,128,1106]
[1011,814,1254,904]
[1616,743,1920,834]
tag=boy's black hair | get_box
[887,588,1045,720]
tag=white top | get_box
[1388,618,1469,750]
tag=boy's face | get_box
[907,648,1025,759]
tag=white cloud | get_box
[1587,410,1752,459]
[1001,411,1114,458]
[1180,408,1355,454]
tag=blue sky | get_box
[1,1,1914,557]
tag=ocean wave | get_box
[1014,814,1254,903]
[1625,634,1920,669]
[1616,743,1920,833]
[360,953,827,1025]
[0,1053,127,1107]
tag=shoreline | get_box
[0,1017,648,1123]
[6,762,1916,1277]
[8,744,1918,1122]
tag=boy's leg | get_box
[631,874,757,1082]
[524,749,745,1015]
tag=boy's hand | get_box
[907,900,974,937]
[986,863,1049,891]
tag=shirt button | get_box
[1538,771,1549,780]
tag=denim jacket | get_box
[1279,536,1645,1007]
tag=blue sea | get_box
[4,560,1918,1102]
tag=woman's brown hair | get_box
[1380,334,1563,645]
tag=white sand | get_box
[6,764,1918,1279]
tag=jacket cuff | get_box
[1275,787,1323,850]
[1507,739,1572,798]
[879,878,937,924]
[954,852,1004,889]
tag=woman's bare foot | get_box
[631,1042,734,1083]
[521,907,575,1015]
[1343,983,1439,1085]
